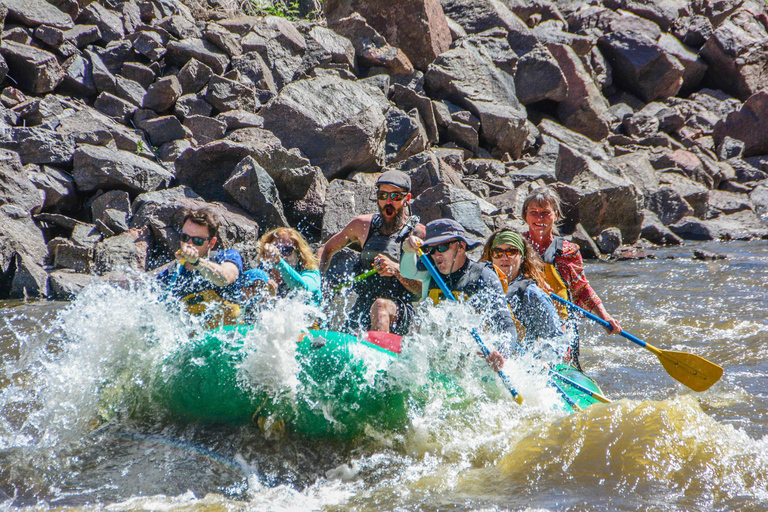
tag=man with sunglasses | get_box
[401,219,518,368]
[158,208,243,320]
[317,170,424,335]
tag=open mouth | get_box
[383,205,396,217]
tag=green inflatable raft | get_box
[150,326,605,438]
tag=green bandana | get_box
[492,231,525,257]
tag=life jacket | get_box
[426,259,488,306]
[360,214,402,267]
[506,276,536,341]
[540,236,569,319]
[182,288,241,328]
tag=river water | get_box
[1,240,766,512]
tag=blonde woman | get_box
[242,227,321,305]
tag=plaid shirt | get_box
[524,233,603,312]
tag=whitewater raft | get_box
[150,326,604,438]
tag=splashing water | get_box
[1,240,767,510]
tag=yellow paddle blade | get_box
[656,349,724,392]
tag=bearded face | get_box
[377,186,409,234]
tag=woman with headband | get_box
[481,229,567,355]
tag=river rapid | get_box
[1,240,766,512]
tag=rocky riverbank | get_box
[1,0,767,300]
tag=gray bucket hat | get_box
[422,219,480,248]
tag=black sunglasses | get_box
[425,241,456,255]
[180,233,211,246]
[377,191,406,202]
[279,246,296,257]
[491,248,519,258]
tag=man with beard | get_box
[317,170,424,334]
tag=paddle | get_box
[415,246,523,404]
[332,267,377,292]
[548,370,612,404]
[550,294,723,392]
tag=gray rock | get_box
[205,74,260,113]
[177,58,213,95]
[204,23,242,58]
[139,115,191,147]
[56,105,151,157]
[271,164,328,229]
[174,93,213,119]
[708,189,754,215]
[94,92,137,124]
[0,204,48,275]
[158,15,201,40]
[216,110,264,130]
[93,230,149,274]
[114,75,147,106]
[77,2,124,43]
[0,127,76,165]
[658,172,709,219]
[9,253,49,299]
[166,38,230,76]
[537,118,613,161]
[570,223,601,258]
[157,139,192,163]
[0,150,43,215]
[640,209,683,245]
[27,165,77,213]
[716,136,745,161]
[548,42,611,141]
[230,51,276,93]
[121,62,156,90]
[554,144,644,243]
[131,185,201,213]
[608,152,660,202]
[0,40,63,94]
[132,30,166,61]
[595,227,622,254]
[261,75,389,179]
[60,54,97,96]
[385,107,428,165]
[53,240,93,273]
[71,222,102,247]
[143,75,181,113]
[183,115,227,145]
[320,179,377,242]
[598,31,684,102]
[73,144,174,193]
[308,26,355,68]
[86,49,116,94]
[700,10,768,101]
[4,0,72,29]
[713,91,768,159]
[91,189,131,232]
[425,46,528,159]
[47,269,100,299]
[514,43,567,105]
[650,149,715,189]
[327,13,414,75]
[644,186,693,224]
[390,84,439,144]
[223,156,288,231]
[656,32,707,93]
[412,182,493,239]
[246,16,307,89]
[391,149,466,197]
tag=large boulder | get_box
[0,150,44,215]
[0,127,76,165]
[0,204,48,277]
[324,0,451,70]
[390,150,466,197]
[554,144,644,243]
[639,209,683,245]
[261,75,390,179]
[425,46,529,158]
[0,40,63,94]
[699,10,768,101]
[412,182,495,239]
[72,145,174,194]
[3,0,74,30]
[9,253,49,299]
[223,156,289,232]
[245,16,306,90]
[320,179,377,242]
[713,91,768,159]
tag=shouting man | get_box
[317,170,424,334]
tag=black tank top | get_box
[353,214,414,304]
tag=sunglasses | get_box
[491,248,519,258]
[377,191,406,202]
[278,246,295,257]
[424,241,456,255]
[180,233,211,246]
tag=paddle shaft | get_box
[332,267,377,292]
[416,247,523,404]
[550,293,724,392]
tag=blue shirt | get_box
[158,249,243,302]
